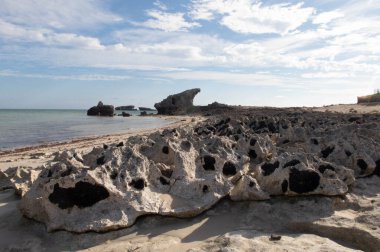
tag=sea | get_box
[0,109,169,151]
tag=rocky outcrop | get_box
[15,108,380,233]
[87,101,114,116]
[115,105,136,111]
[155,88,200,115]
[139,107,156,111]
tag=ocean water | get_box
[0,109,169,150]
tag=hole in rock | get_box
[223,162,237,176]
[283,159,300,168]
[161,169,173,178]
[159,176,170,185]
[248,149,257,160]
[289,168,320,194]
[97,156,105,166]
[162,146,169,154]
[110,170,118,180]
[345,150,352,157]
[250,138,257,146]
[48,182,109,209]
[181,140,191,151]
[117,142,124,147]
[374,160,380,177]
[318,165,335,173]
[249,181,255,187]
[261,161,280,176]
[357,159,368,174]
[202,185,209,193]
[129,178,145,190]
[203,155,216,170]
[282,140,290,144]
[103,144,108,150]
[281,180,288,193]
[311,139,319,145]
[321,146,335,158]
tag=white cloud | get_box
[153,0,168,11]
[138,9,200,32]
[0,0,121,30]
[0,19,104,49]
[0,70,130,81]
[313,10,344,24]
[189,0,315,34]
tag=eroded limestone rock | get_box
[16,109,380,232]
[154,88,200,115]
[0,166,41,196]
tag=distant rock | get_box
[122,112,131,117]
[115,105,136,111]
[140,111,148,116]
[155,88,200,115]
[139,107,156,111]
[87,101,114,117]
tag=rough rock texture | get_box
[16,108,380,232]
[155,88,201,115]
[87,101,114,116]
[0,166,41,196]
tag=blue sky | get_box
[0,0,379,109]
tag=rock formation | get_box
[14,108,380,233]
[115,105,136,111]
[87,101,114,116]
[155,88,200,115]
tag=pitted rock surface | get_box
[17,109,380,232]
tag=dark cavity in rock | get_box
[159,176,170,185]
[97,156,105,166]
[250,138,257,146]
[129,178,145,190]
[281,180,288,193]
[373,159,380,177]
[345,150,352,157]
[162,146,169,154]
[261,161,280,176]
[311,139,319,145]
[321,146,335,158]
[203,155,216,170]
[248,149,257,160]
[117,142,124,147]
[357,159,368,174]
[161,169,173,178]
[48,182,109,209]
[222,162,237,176]
[318,164,335,173]
[283,159,300,168]
[249,181,255,187]
[289,168,320,194]
[202,185,209,193]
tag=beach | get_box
[1,103,380,251]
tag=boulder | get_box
[87,101,114,116]
[154,88,200,115]
[122,112,131,117]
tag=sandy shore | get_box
[1,104,380,251]
[0,115,203,172]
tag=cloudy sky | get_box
[0,0,379,108]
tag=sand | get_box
[1,105,380,252]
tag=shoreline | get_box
[0,115,203,170]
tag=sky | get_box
[0,0,379,109]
